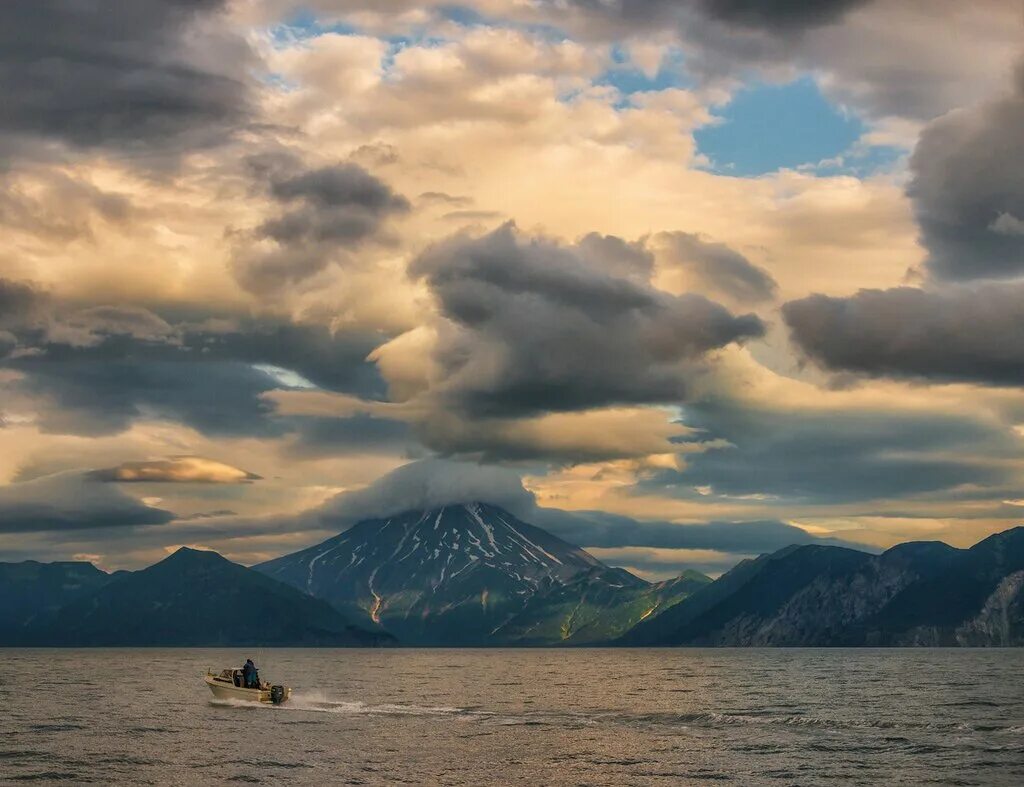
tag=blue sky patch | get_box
[695,77,867,176]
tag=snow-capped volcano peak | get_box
[256,502,616,643]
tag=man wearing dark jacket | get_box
[243,659,257,688]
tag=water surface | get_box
[1,648,1022,784]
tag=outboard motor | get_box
[270,685,286,705]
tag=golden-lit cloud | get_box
[91,456,262,484]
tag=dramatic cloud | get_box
[529,0,867,36]
[0,0,253,158]
[317,458,535,524]
[255,156,411,245]
[698,0,869,32]
[521,0,1018,125]
[648,398,1019,505]
[781,64,1024,388]
[407,223,764,417]
[909,65,1024,281]
[90,457,261,484]
[0,472,173,533]
[784,284,1024,386]
[0,279,45,334]
[655,231,778,303]
[4,315,387,437]
[233,155,410,293]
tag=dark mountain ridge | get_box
[3,548,392,647]
[623,527,1024,646]
[0,560,111,628]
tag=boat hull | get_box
[204,675,291,704]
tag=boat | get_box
[204,667,292,705]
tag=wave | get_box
[210,695,1022,737]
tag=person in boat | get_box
[242,659,257,689]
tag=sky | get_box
[1,0,1023,580]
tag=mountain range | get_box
[2,502,1022,647]
[255,503,709,645]
[623,529,1024,646]
[0,548,392,647]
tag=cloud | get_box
[301,457,875,566]
[0,472,173,533]
[908,64,1024,281]
[780,65,1024,388]
[654,231,778,303]
[316,458,535,523]
[784,284,1024,386]
[583,546,740,578]
[532,506,872,553]
[233,155,410,294]
[0,170,133,241]
[697,0,869,32]
[414,406,696,463]
[265,389,695,462]
[527,0,866,37]
[258,157,411,244]
[90,456,261,484]
[645,397,1019,505]
[518,0,1018,125]
[405,223,764,418]
[0,0,253,159]
[4,313,387,437]
[0,279,45,334]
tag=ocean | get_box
[1,648,1022,785]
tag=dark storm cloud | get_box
[0,472,173,533]
[411,223,764,417]
[576,233,655,280]
[908,66,1024,281]
[545,0,867,34]
[0,0,252,158]
[657,232,778,304]
[234,155,410,293]
[0,279,45,327]
[259,162,411,245]
[698,0,869,31]
[784,284,1024,386]
[0,278,48,359]
[10,346,283,437]
[532,507,872,553]
[644,400,1018,504]
[188,320,388,395]
[3,315,388,437]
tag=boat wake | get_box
[289,693,476,718]
[212,691,485,719]
[208,696,1024,743]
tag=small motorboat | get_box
[204,668,291,705]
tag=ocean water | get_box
[1,648,1022,785]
